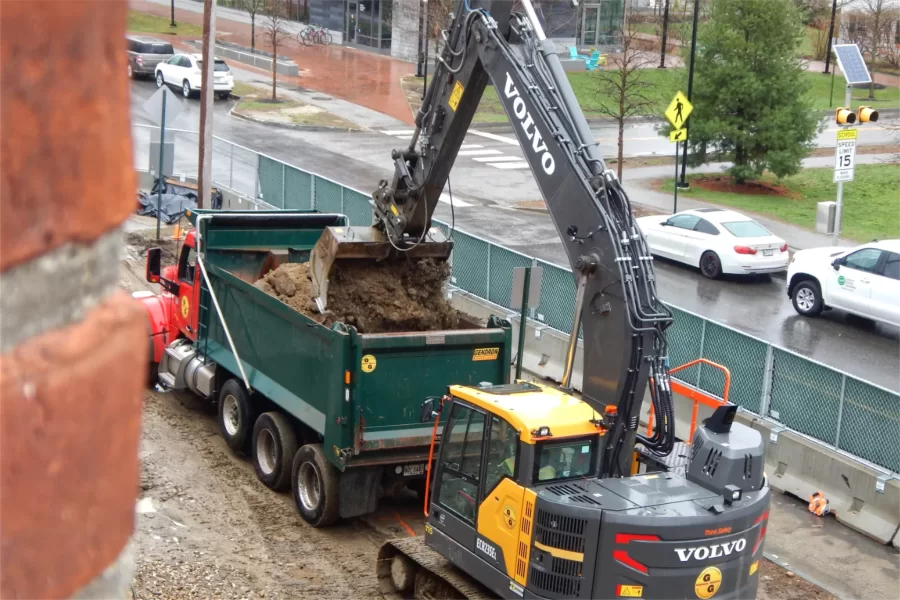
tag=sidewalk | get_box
[130,0,416,124]
[622,153,895,250]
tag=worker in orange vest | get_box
[808,491,830,516]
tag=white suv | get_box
[155,53,234,99]
[787,240,900,326]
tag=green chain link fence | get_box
[252,149,900,475]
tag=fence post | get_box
[281,163,286,209]
[696,319,707,386]
[758,344,775,417]
[485,243,492,302]
[311,176,316,210]
[229,142,234,189]
[340,185,345,215]
[254,155,260,201]
[834,374,847,448]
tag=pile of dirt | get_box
[254,259,458,333]
[125,230,180,264]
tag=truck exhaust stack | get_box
[308,226,453,312]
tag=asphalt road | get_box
[129,79,900,391]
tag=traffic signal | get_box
[835,107,856,125]
[858,106,879,123]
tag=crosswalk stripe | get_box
[439,194,473,207]
[489,161,530,170]
[472,156,527,163]
[460,144,484,149]
[380,129,415,136]
[458,149,503,156]
[469,129,520,146]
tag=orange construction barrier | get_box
[808,491,831,516]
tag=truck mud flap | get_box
[338,467,381,519]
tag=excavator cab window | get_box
[483,416,518,495]
[436,402,486,524]
[534,436,596,483]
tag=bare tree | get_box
[512,0,579,38]
[244,0,267,50]
[593,24,657,179]
[262,0,292,100]
[844,0,899,99]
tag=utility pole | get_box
[422,0,429,100]
[197,0,216,209]
[415,0,425,78]
[678,0,700,189]
[658,0,670,69]
[824,0,838,74]
[170,0,176,28]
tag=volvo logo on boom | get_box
[503,72,555,176]
[674,538,746,562]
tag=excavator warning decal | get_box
[180,295,190,319]
[449,81,464,111]
[695,566,722,599]
[616,585,644,597]
[473,348,499,361]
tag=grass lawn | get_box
[128,11,203,37]
[658,163,900,242]
[235,92,360,129]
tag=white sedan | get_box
[636,208,789,279]
[155,53,234,99]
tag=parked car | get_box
[155,53,233,99]
[126,35,174,80]
[636,208,789,279]
[787,240,899,326]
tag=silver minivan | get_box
[126,35,174,79]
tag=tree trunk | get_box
[617,119,624,181]
[251,15,255,50]
[734,144,745,184]
[272,47,277,100]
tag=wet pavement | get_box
[129,79,900,391]
[131,0,415,124]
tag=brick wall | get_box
[0,1,144,598]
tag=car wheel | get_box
[699,251,722,279]
[156,72,164,88]
[252,412,299,491]
[291,444,339,527]
[218,378,256,454]
[182,79,192,98]
[792,280,823,317]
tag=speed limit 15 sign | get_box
[834,129,858,183]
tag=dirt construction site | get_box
[121,222,849,600]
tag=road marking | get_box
[380,129,414,136]
[489,161,530,169]
[439,193,473,207]
[458,149,503,156]
[472,156,527,163]
[469,129,520,146]
[460,144,484,149]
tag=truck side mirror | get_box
[146,248,162,283]
[420,397,442,423]
[831,257,842,270]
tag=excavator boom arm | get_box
[373,0,675,476]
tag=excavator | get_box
[308,1,771,598]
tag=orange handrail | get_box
[647,359,732,445]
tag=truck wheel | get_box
[252,412,298,491]
[291,444,339,527]
[218,379,255,454]
[792,280,823,317]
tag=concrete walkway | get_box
[131,0,416,124]
[624,153,895,250]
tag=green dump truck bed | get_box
[194,211,512,474]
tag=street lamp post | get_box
[678,0,700,189]
[658,0,670,69]
[824,0,838,74]
[415,0,425,77]
[170,0,176,28]
[422,0,429,100]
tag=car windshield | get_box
[144,42,174,54]
[534,437,595,483]
[198,60,230,72]
[721,220,770,238]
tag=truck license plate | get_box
[762,249,774,256]
[403,464,425,476]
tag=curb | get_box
[229,106,365,133]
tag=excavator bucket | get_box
[308,226,453,312]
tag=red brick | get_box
[0,293,146,599]
[0,0,135,271]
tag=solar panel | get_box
[833,44,872,85]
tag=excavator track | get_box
[376,537,493,600]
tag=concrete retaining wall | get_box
[448,289,900,548]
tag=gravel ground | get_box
[122,227,836,600]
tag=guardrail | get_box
[131,123,900,476]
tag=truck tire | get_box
[252,412,298,491]
[218,379,255,454]
[291,444,339,527]
[792,279,823,317]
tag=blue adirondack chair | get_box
[568,46,581,60]
[585,50,601,71]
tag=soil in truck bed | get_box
[254,258,459,333]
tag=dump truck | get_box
[134,210,513,525]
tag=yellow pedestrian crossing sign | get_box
[665,91,693,128]
[669,128,686,143]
